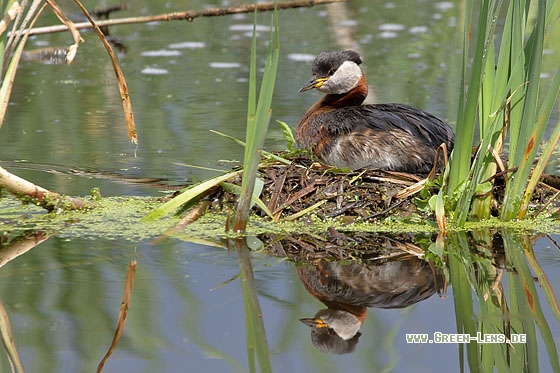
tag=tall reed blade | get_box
[444,0,499,225]
[233,2,279,232]
[501,0,546,220]
[444,0,560,223]
[513,9,560,218]
[0,1,46,131]
[446,0,488,196]
[73,0,137,145]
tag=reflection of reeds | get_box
[444,0,560,223]
[97,260,137,373]
[232,238,272,372]
[0,296,25,373]
[504,233,560,371]
[0,231,51,269]
[446,231,560,372]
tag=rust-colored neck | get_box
[296,72,368,149]
[317,73,368,108]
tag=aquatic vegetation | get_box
[444,0,560,224]
[234,3,279,234]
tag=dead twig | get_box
[272,178,317,215]
[266,166,288,219]
[167,200,211,232]
[0,1,21,35]
[18,0,348,36]
[481,165,519,184]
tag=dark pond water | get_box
[1,0,559,372]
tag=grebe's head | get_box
[299,50,363,95]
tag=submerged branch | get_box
[19,0,347,36]
[0,165,87,212]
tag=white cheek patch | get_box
[318,61,362,94]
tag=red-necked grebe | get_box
[296,50,454,173]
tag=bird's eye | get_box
[327,69,334,76]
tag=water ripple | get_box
[140,49,182,57]
[209,62,242,69]
[167,41,206,49]
[141,67,169,75]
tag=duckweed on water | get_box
[2,186,559,244]
[0,195,177,241]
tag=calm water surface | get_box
[2,233,559,372]
[1,0,559,372]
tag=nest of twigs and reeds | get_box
[185,153,560,229]
[210,156,425,223]
[159,152,560,262]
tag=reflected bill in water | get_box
[298,253,445,354]
[266,231,446,354]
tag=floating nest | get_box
[205,155,560,223]
[181,153,560,261]
[210,155,428,223]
